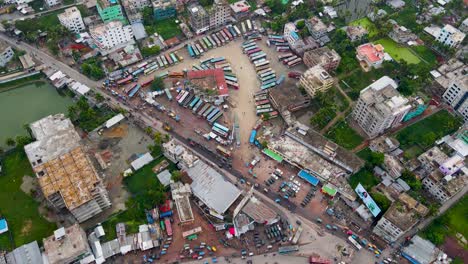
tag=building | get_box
[208,0,231,29]
[163,139,241,215]
[460,17,468,33]
[1,241,43,264]
[352,76,411,138]
[269,85,310,118]
[373,193,428,242]
[305,17,330,45]
[442,74,468,122]
[283,22,300,47]
[346,25,368,42]
[298,65,334,98]
[0,42,14,67]
[45,0,61,7]
[58,7,86,33]
[436,24,466,48]
[43,224,94,264]
[383,154,403,179]
[283,23,318,55]
[152,0,176,20]
[389,24,418,44]
[96,0,126,23]
[170,182,194,222]
[356,43,385,71]
[188,4,209,34]
[401,235,451,264]
[90,21,134,51]
[229,0,250,20]
[303,47,341,72]
[24,114,111,223]
[386,0,405,9]
[417,146,448,175]
[122,0,150,23]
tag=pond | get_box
[0,80,73,148]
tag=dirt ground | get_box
[442,236,468,263]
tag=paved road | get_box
[185,254,308,264]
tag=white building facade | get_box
[58,7,86,33]
[90,21,134,50]
[0,43,14,67]
[436,24,466,47]
[442,75,468,122]
[45,0,61,7]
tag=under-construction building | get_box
[24,114,111,223]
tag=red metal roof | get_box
[187,69,229,97]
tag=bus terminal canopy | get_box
[298,170,319,186]
[262,149,283,162]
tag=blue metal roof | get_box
[298,170,319,186]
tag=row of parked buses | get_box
[187,24,242,58]
[175,89,225,126]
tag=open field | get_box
[0,150,56,250]
[144,18,182,39]
[350,17,378,38]
[325,121,363,150]
[395,110,462,151]
[411,45,438,66]
[374,38,421,64]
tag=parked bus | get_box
[209,111,223,124]
[165,53,173,65]
[157,71,169,79]
[246,19,252,31]
[257,68,273,75]
[137,62,148,69]
[261,82,276,90]
[233,25,241,35]
[193,99,203,112]
[117,75,133,86]
[256,104,271,110]
[211,34,221,46]
[189,96,200,109]
[183,93,194,107]
[203,37,213,49]
[216,146,231,157]
[165,88,172,101]
[165,218,172,237]
[215,32,225,44]
[251,54,267,62]
[192,44,200,56]
[192,64,202,71]
[219,30,228,42]
[278,53,294,60]
[212,126,228,137]
[223,28,233,40]
[255,99,270,106]
[144,64,159,75]
[198,103,211,116]
[211,57,225,63]
[241,21,246,33]
[287,58,302,68]
[256,108,273,115]
[207,35,217,47]
[140,79,153,87]
[206,108,220,120]
[261,74,276,82]
[256,65,270,73]
[246,48,261,55]
[213,122,229,133]
[203,106,216,118]
[282,55,298,64]
[198,40,208,52]
[178,91,189,104]
[249,51,264,58]
[161,55,168,67]
[227,26,236,37]
[195,42,204,54]
[253,58,266,65]
[168,72,184,78]
[128,84,141,98]
[131,67,144,77]
[226,80,239,89]
[224,75,238,82]
[255,61,270,68]
[176,90,186,101]
[170,53,179,64]
[348,236,362,250]
[156,56,164,68]
[242,42,257,49]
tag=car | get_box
[296,220,302,225]
[264,188,269,193]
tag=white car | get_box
[290,175,295,181]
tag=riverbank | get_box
[0,73,44,92]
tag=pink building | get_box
[356,43,385,71]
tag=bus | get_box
[287,58,302,68]
[203,106,216,118]
[249,51,264,58]
[195,42,204,54]
[256,104,271,110]
[215,32,225,44]
[128,84,141,98]
[259,71,275,78]
[192,44,200,57]
[131,68,144,77]
[219,30,228,42]
[242,42,256,49]
[144,64,159,75]
[211,34,221,46]
[348,236,362,251]
[206,108,220,120]
[198,40,208,52]
[256,108,273,115]
[213,122,229,133]
[203,37,213,49]
[192,64,202,71]
[117,75,133,86]
[178,91,189,104]
[255,61,270,68]
[227,26,236,37]
[183,93,194,107]
[198,103,211,116]
[165,88,172,101]
[174,51,183,62]
[255,99,270,106]
[257,67,272,75]
[137,62,148,69]
[224,75,238,82]
[140,79,153,87]
[261,81,276,90]
[209,111,223,124]
[165,53,173,65]
[241,21,246,33]
[246,19,252,31]
[161,55,168,67]
[157,71,169,79]
[226,80,239,89]
[223,67,232,72]
[233,25,241,36]
[212,126,228,137]
[223,28,233,40]
[251,54,267,62]
[216,145,231,157]
[246,48,261,55]
[189,96,200,109]
[176,90,186,101]
[283,55,298,64]
[193,99,203,112]
[253,58,266,65]
[278,53,294,60]
[168,72,184,78]
[170,53,179,64]
[156,56,164,68]
[256,65,270,73]
[211,57,225,63]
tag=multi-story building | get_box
[298,65,334,98]
[0,41,14,67]
[96,0,126,24]
[188,4,209,34]
[389,24,418,44]
[356,43,385,71]
[442,74,468,122]
[207,0,231,30]
[43,224,94,264]
[45,0,61,7]
[346,25,368,42]
[373,193,428,242]
[352,76,411,138]
[24,114,111,223]
[90,21,134,50]
[122,0,150,23]
[152,0,176,20]
[305,16,330,45]
[303,47,341,72]
[229,0,250,20]
[283,22,300,46]
[436,24,466,48]
[283,23,318,56]
[58,7,86,33]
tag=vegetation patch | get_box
[411,45,438,67]
[0,150,56,250]
[348,168,379,190]
[68,96,116,132]
[350,18,378,38]
[326,121,363,150]
[374,38,421,64]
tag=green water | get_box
[0,81,73,148]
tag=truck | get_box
[165,218,172,236]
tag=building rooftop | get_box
[303,47,341,68]
[5,241,42,264]
[152,0,175,9]
[441,24,466,42]
[97,0,118,8]
[186,160,242,214]
[268,85,310,112]
[357,43,385,63]
[188,4,208,16]
[131,152,154,171]
[417,146,448,170]
[43,224,90,264]
[241,196,278,224]
[346,25,368,39]
[58,6,82,20]
[90,21,125,36]
[170,182,194,222]
[230,0,250,13]
[384,193,428,231]
[401,235,440,264]
[157,169,172,187]
[307,17,327,32]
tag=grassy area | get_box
[374,38,421,64]
[395,110,462,151]
[341,68,384,100]
[63,0,75,4]
[350,17,378,38]
[356,147,373,162]
[411,45,438,67]
[421,196,468,246]
[0,73,44,91]
[348,168,379,190]
[145,18,182,40]
[0,150,56,250]
[326,121,364,150]
[101,157,177,241]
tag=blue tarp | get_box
[249,130,257,144]
[298,170,319,186]
[0,219,8,234]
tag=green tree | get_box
[141,45,161,58]
[171,170,182,182]
[369,152,384,166]
[401,170,422,191]
[151,77,165,91]
[421,131,436,148]
[15,135,32,147]
[370,191,391,213]
[5,138,15,147]
[95,93,105,103]
[265,0,286,15]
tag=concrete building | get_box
[24,114,111,223]
[90,21,134,50]
[442,74,468,122]
[188,4,209,34]
[422,166,467,204]
[352,76,411,138]
[373,193,428,242]
[436,24,466,47]
[460,17,468,33]
[303,47,341,72]
[96,0,126,24]
[305,16,330,45]
[121,0,150,23]
[43,224,94,264]
[389,24,418,44]
[208,0,231,29]
[283,23,318,56]
[356,43,385,71]
[163,139,198,169]
[58,7,86,33]
[229,0,250,20]
[0,41,14,67]
[402,235,451,264]
[152,0,176,20]
[1,241,43,264]
[346,25,368,42]
[45,0,61,7]
[298,65,334,98]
